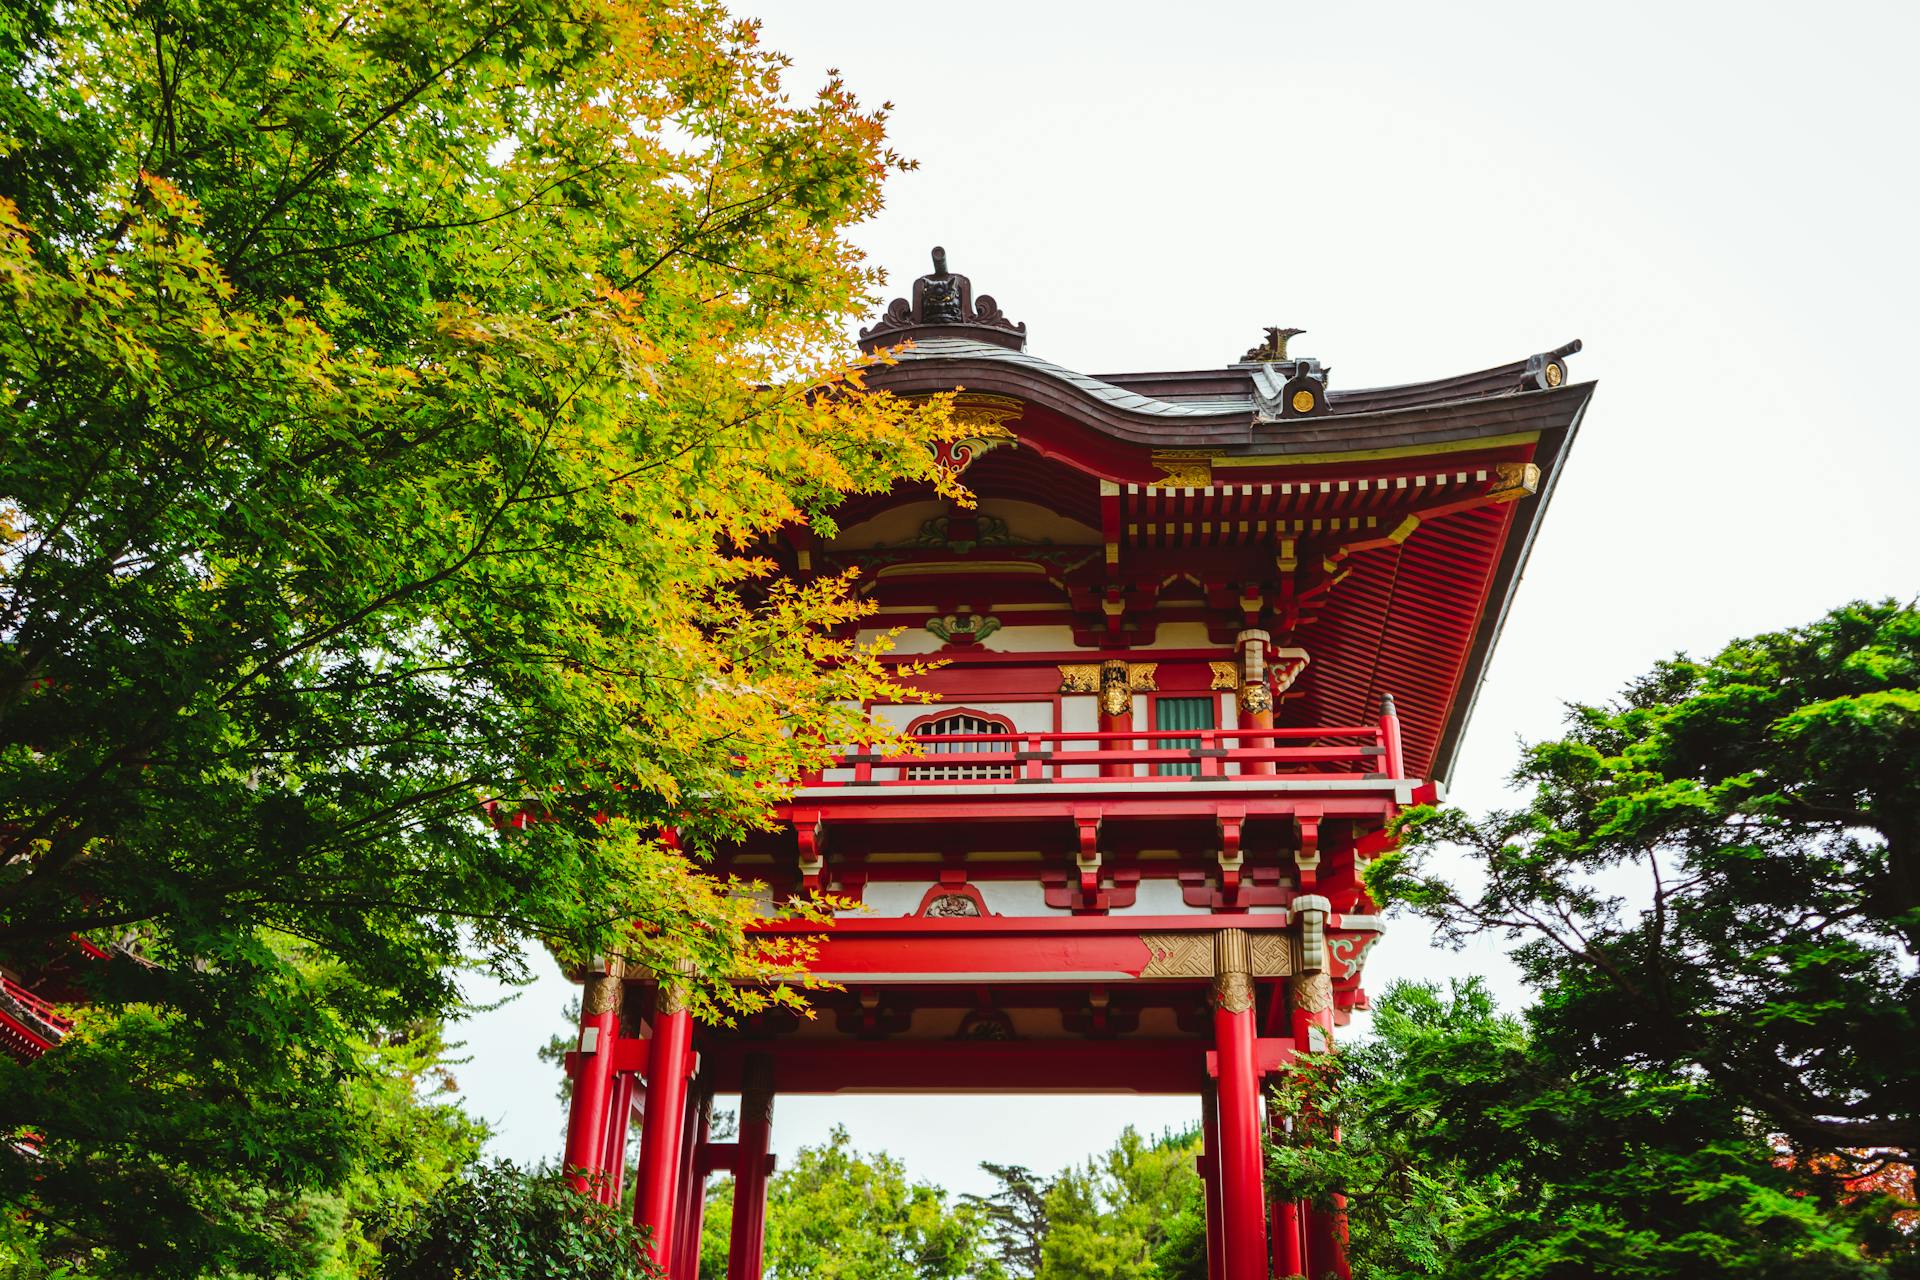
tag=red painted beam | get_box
[747,915,1290,980]
[701,1038,1211,1093]
[773,793,1401,826]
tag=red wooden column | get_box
[1236,629,1275,776]
[1268,1110,1304,1278]
[1212,929,1268,1280]
[1288,896,1349,1280]
[562,959,623,1195]
[1378,692,1405,779]
[635,968,695,1267]
[1098,660,1132,777]
[728,1053,777,1280]
[669,1084,713,1280]
[597,1069,636,1206]
[1199,1079,1225,1280]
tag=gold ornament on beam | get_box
[1489,462,1541,502]
[929,394,1022,477]
[1057,663,1103,694]
[1148,450,1213,488]
[1209,661,1239,691]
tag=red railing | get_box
[806,714,1405,788]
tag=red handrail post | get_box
[1378,694,1405,780]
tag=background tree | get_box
[1038,1126,1205,1280]
[1282,599,1920,1277]
[962,1163,1052,1279]
[0,0,953,1271]
[1374,599,1918,1173]
[1269,979,1906,1279]
[377,1160,660,1280]
[699,1126,994,1280]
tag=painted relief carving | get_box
[1328,933,1379,980]
[1490,461,1541,502]
[1149,450,1213,488]
[1212,929,1255,1014]
[1100,660,1132,717]
[1058,663,1102,694]
[955,1009,1017,1041]
[1250,933,1294,977]
[925,613,1002,645]
[923,892,982,918]
[1290,971,1335,1013]
[1139,933,1213,979]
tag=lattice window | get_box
[1154,696,1215,777]
[907,711,1016,781]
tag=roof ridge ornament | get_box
[1241,326,1304,363]
[859,246,1028,352]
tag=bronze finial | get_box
[858,246,1027,351]
[1242,326,1305,363]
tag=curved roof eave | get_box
[868,337,1593,459]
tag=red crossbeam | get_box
[700,1038,1252,1094]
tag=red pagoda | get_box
[559,249,1592,1280]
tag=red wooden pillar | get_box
[562,960,623,1195]
[1236,629,1275,776]
[598,1069,635,1205]
[1378,692,1404,779]
[635,972,695,1267]
[1269,1106,1304,1277]
[1212,929,1268,1280]
[1098,660,1132,777]
[1199,1079,1225,1280]
[728,1054,777,1280]
[670,1084,713,1280]
[1288,897,1349,1280]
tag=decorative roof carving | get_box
[1241,326,1305,363]
[859,247,1027,352]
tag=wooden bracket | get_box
[1293,804,1323,886]
[1073,809,1103,903]
[1206,1037,1296,1079]
[794,810,825,892]
[1217,804,1246,904]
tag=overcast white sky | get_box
[454,0,1920,1197]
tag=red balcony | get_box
[773,702,1427,900]
[806,722,1403,787]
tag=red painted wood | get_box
[596,1071,633,1205]
[561,1003,617,1195]
[634,1005,692,1266]
[729,1059,775,1280]
[701,1039,1207,1093]
[1214,999,1268,1280]
[669,1089,710,1280]
[1201,1081,1226,1280]
[1273,1199,1304,1278]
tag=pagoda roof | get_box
[876,333,1592,461]
[849,249,1596,782]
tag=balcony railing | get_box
[806,716,1405,789]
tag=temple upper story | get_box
[717,247,1592,947]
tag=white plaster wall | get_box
[870,700,1051,733]
[975,880,1051,916]
[1059,694,1098,778]
[857,881,930,916]
[856,626,945,655]
[1220,691,1240,776]
[1109,877,1188,915]
[981,623,1080,652]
